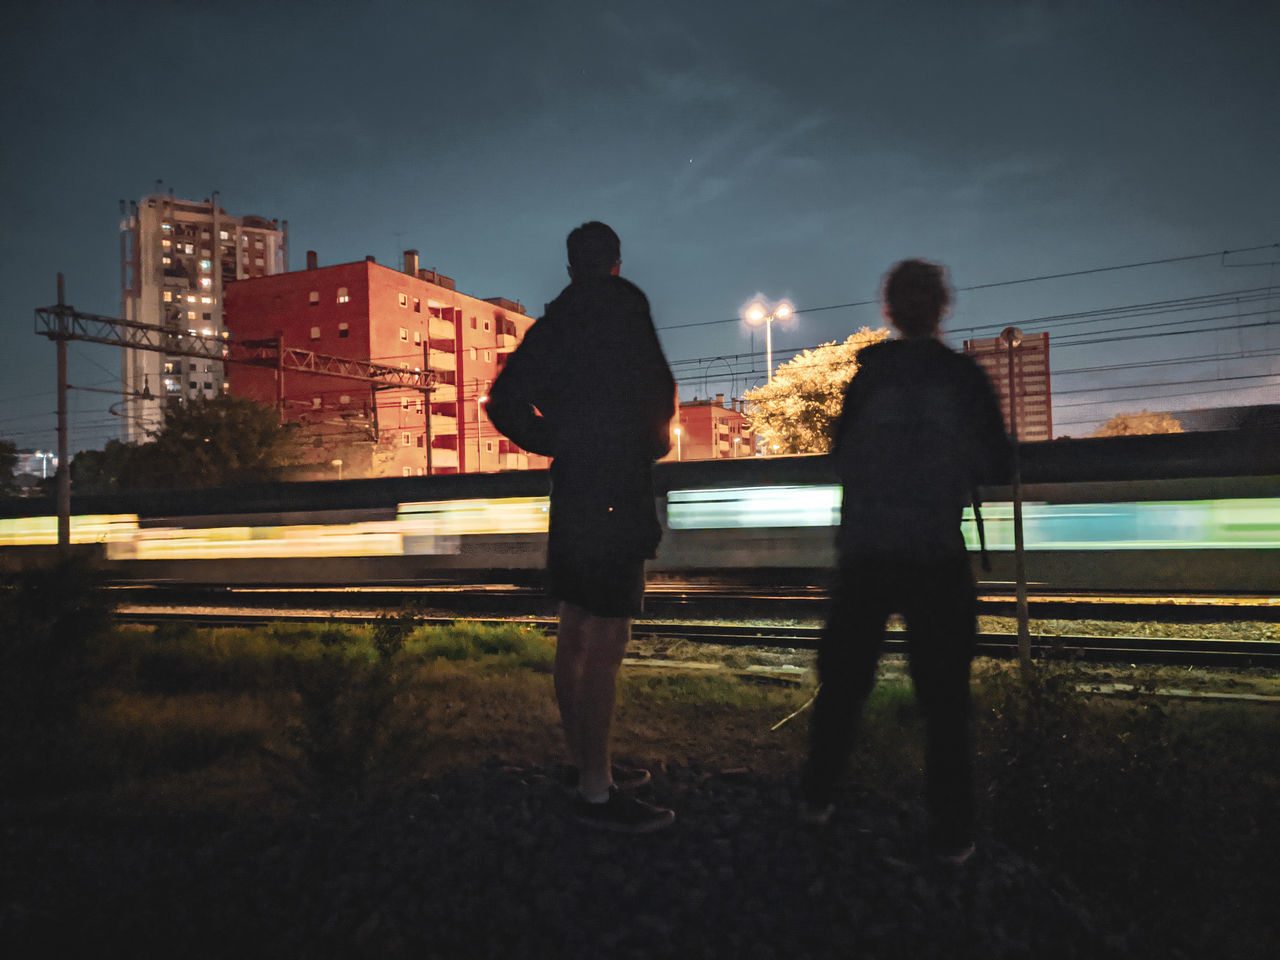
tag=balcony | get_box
[496,332,516,351]
[430,383,457,404]
[428,348,456,373]
[429,313,454,341]
[428,448,459,471]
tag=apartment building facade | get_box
[671,394,756,461]
[224,251,548,479]
[119,193,287,442]
[963,332,1053,442]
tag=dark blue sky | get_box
[2,0,1277,453]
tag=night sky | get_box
[2,0,1277,456]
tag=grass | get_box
[1,600,1277,956]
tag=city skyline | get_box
[2,1,1276,455]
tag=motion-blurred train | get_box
[1,429,1277,594]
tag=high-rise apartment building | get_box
[224,250,548,478]
[119,193,287,442]
[963,331,1053,442]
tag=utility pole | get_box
[1001,326,1032,668]
[55,274,70,551]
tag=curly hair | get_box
[882,258,952,337]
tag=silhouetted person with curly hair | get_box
[800,258,1011,865]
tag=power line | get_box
[655,243,1280,332]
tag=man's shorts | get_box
[547,548,647,618]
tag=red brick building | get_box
[963,332,1053,442]
[670,394,756,461]
[225,251,549,478]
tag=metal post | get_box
[423,342,432,476]
[1001,327,1031,668]
[765,316,774,385]
[56,274,71,551]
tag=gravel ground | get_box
[0,761,1132,960]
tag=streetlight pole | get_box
[1000,326,1031,668]
[673,426,682,462]
[744,299,794,385]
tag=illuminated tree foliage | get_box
[1092,411,1184,438]
[744,327,890,454]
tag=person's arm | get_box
[970,366,1013,485]
[486,322,558,458]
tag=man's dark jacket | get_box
[486,275,675,559]
[833,337,1011,559]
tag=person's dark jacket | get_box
[833,337,1011,559]
[486,275,675,559]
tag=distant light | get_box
[745,302,766,324]
[775,301,794,320]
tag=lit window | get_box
[222,381,229,391]
[309,291,319,305]
[337,287,349,303]
[187,311,197,320]
[401,432,410,446]
[254,257,264,267]
[200,259,212,272]
[310,327,320,339]
[185,243,194,254]
[402,467,413,477]
[162,256,171,265]
[417,467,424,476]
[399,293,409,308]
[200,278,212,289]
[162,222,172,232]
[219,230,229,240]
[413,331,421,345]
[201,296,212,304]
[313,397,322,409]
[338,322,349,338]
[255,239,263,249]
[163,291,172,302]
[163,362,174,373]
[187,295,196,303]
[162,239,171,248]
[399,327,408,341]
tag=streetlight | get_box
[743,298,794,384]
[330,458,343,481]
[33,451,55,479]
[999,326,1031,668]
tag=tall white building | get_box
[119,193,287,442]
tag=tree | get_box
[744,327,890,454]
[1092,411,1184,438]
[70,439,137,495]
[71,397,303,492]
[0,439,17,496]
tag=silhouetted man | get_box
[800,258,1011,864]
[487,221,676,833]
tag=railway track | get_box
[107,582,1280,624]
[115,604,1280,668]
